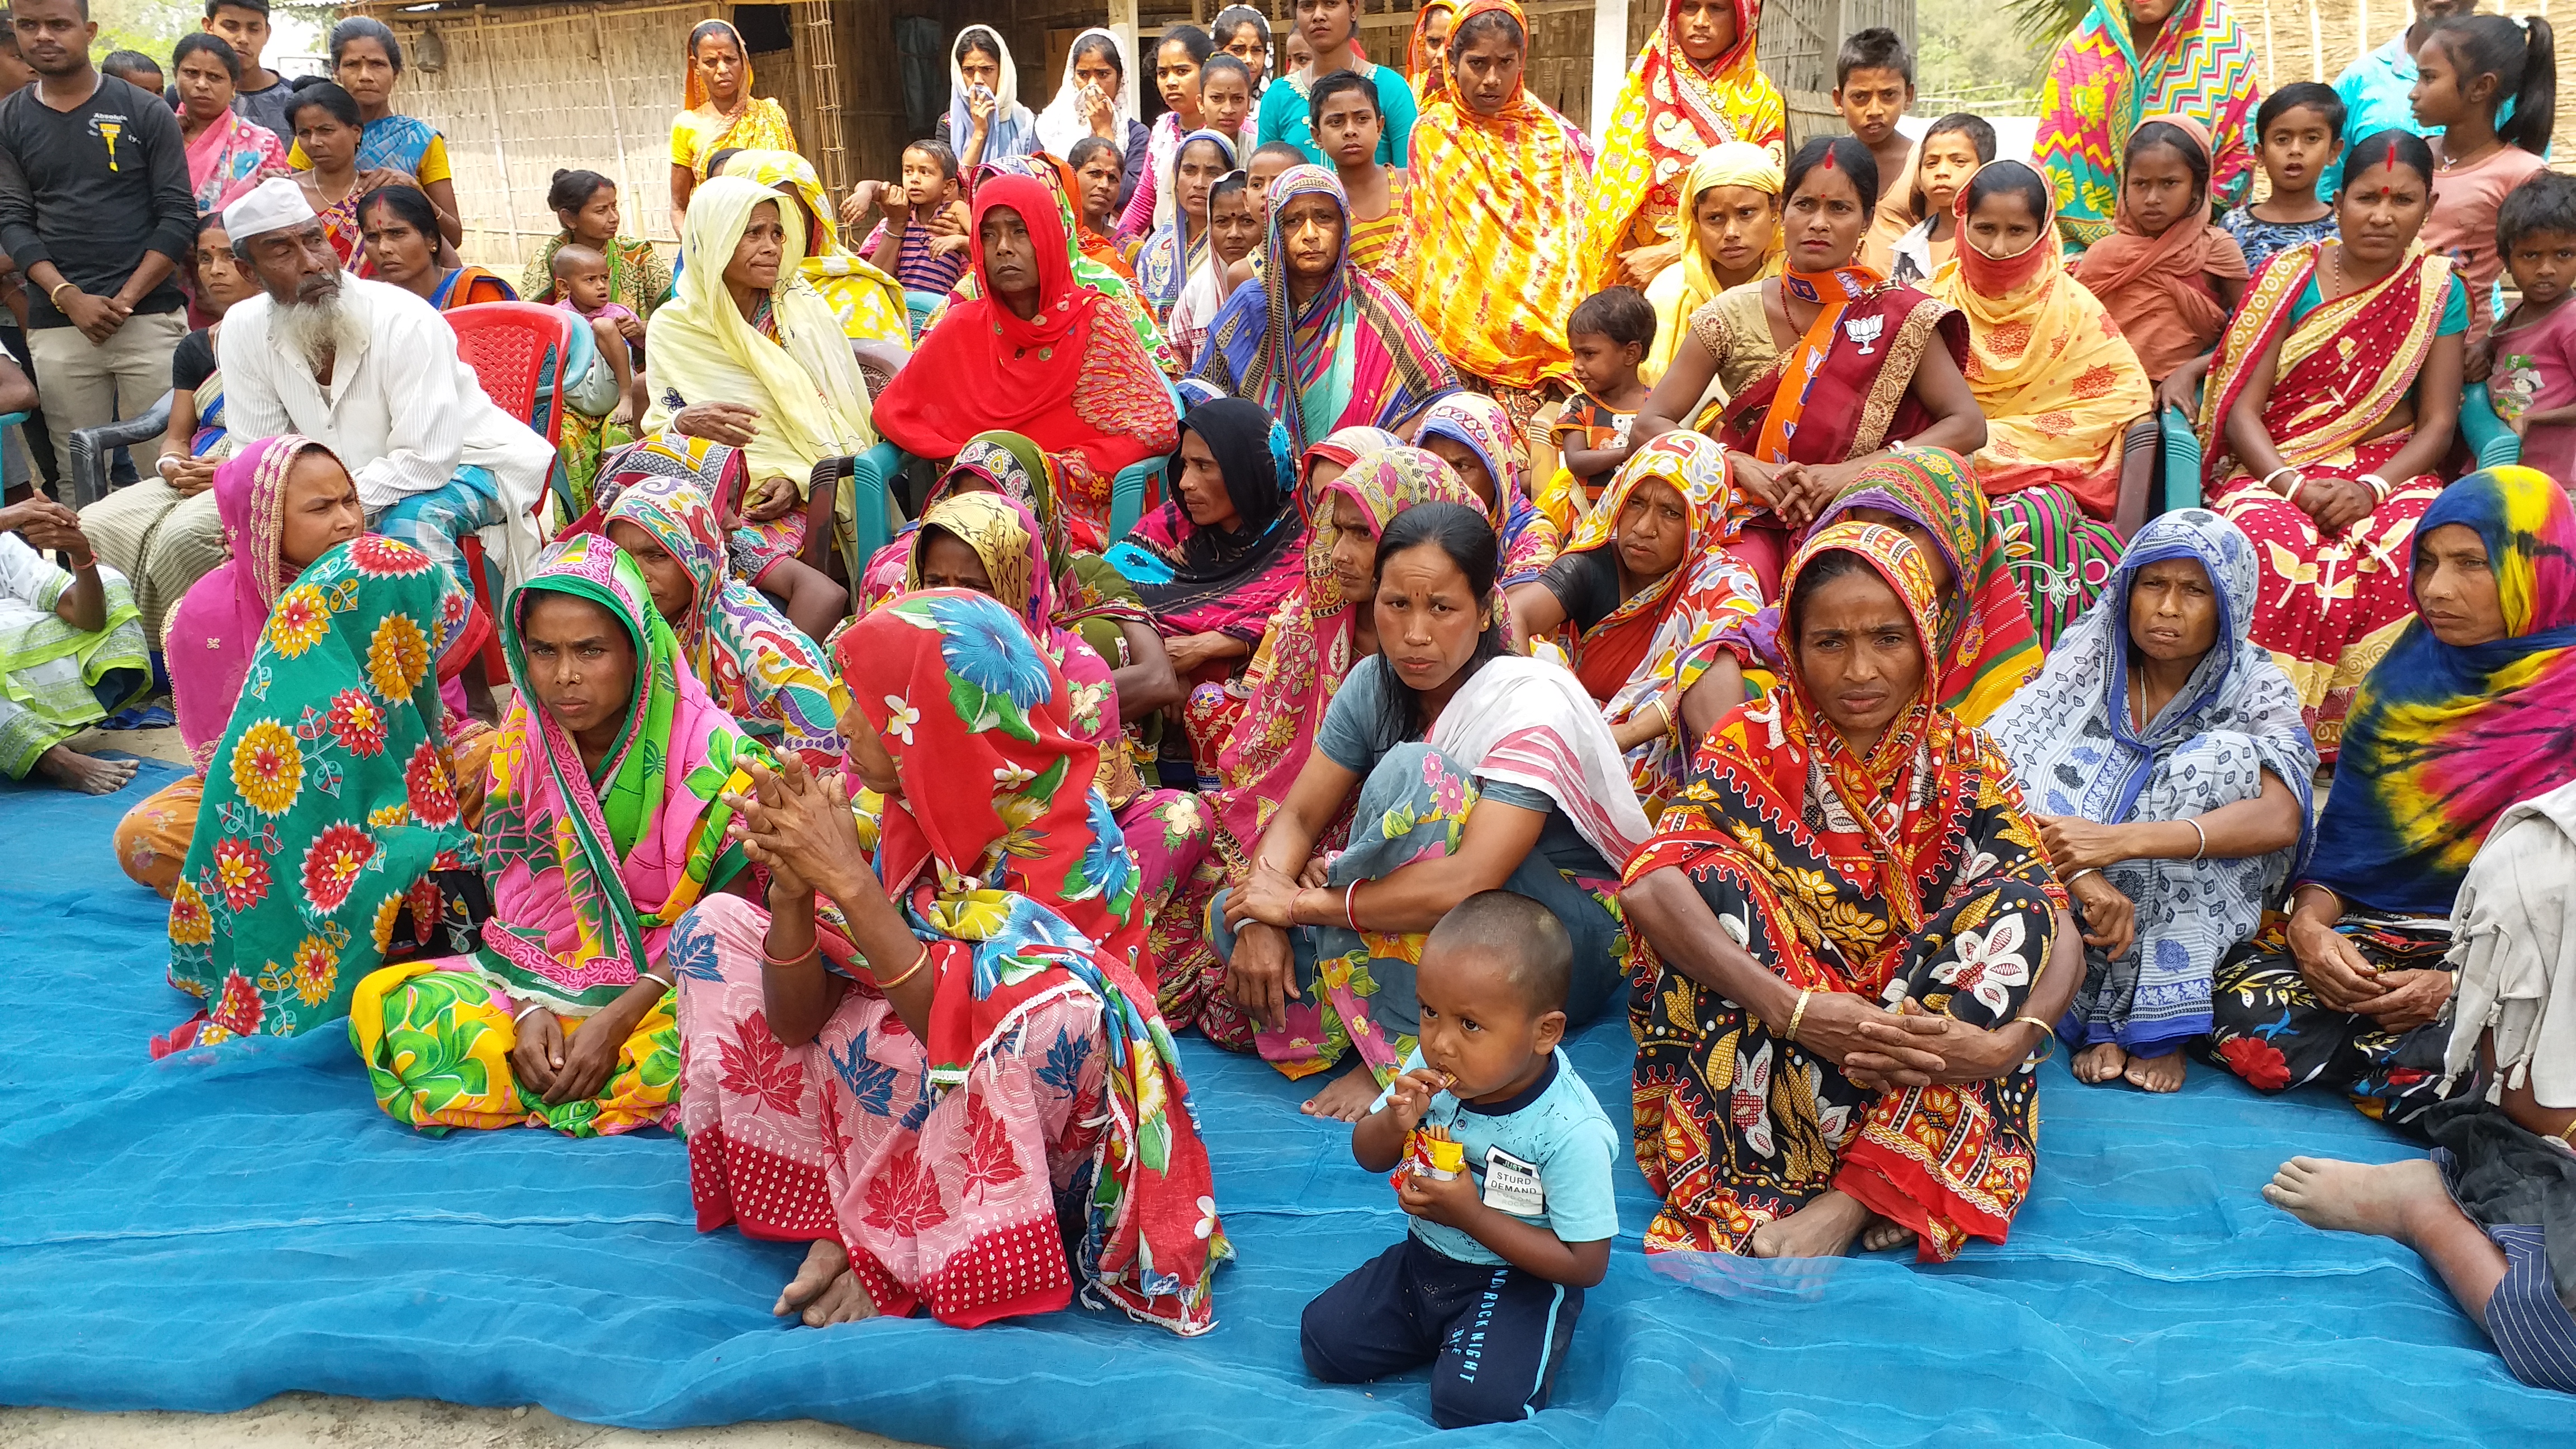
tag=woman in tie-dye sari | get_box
[1195,164,1459,460]
[2209,468,2576,1126]
[674,589,1229,1333]
[1582,0,1786,292]
[349,535,771,1137]
[1623,522,2073,1262]
[2032,0,2261,252]
[1415,391,1561,587]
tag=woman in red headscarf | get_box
[873,173,1180,479]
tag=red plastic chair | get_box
[444,301,575,679]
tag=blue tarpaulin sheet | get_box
[3,759,2568,1446]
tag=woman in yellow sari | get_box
[1928,160,2149,645]
[1403,0,1594,427]
[643,177,879,584]
[1639,140,1783,387]
[667,18,796,228]
[1584,0,1787,292]
[717,149,912,348]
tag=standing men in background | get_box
[0,0,197,485]
[203,0,294,143]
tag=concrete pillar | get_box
[1110,0,1142,117]
[1590,0,1631,134]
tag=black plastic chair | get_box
[67,391,173,509]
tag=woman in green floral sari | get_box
[350,533,769,1137]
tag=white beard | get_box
[274,288,363,378]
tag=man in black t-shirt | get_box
[0,0,197,484]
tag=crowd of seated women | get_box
[17,0,2576,1412]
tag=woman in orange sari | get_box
[1403,0,1594,427]
[1584,0,1787,292]
[1928,160,2149,645]
[2198,132,2465,759]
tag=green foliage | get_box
[1916,0,2067,111]
[88,0,198,71]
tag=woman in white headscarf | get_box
[945,24,1038,173]
[1036,27,1150,213]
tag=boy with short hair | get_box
[1835,27,1917,274]
[1313,68,1410,284]
[202,0,291,143]
[2484,173,2576,486]
[2220,82,2345,272]
[1552,287,1656,505]
[100,49,158,97]
[1301,891,1617,1429]
[857,138,969,297]
[1888,113,1995,286]
[1248,140,1306,213]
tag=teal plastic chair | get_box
[2158,404,2204,514]
[825,441,907,572]
[2457,382,2523,468]
[903,290,943,344]
[1109,458,1159,540]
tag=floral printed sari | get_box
[1626,522,2066,1261]
[349,535,766,1136]
[1581,0,1786,291]
[185,108,290,216]
[676,590,1229,1333]
[160,530,484,1053]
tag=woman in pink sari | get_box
[674,589,1228,1332]
[176,35,289,216]
[349,533,771,1137]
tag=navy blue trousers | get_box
[1300,1235,1584,1428]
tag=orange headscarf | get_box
[2067,112,2248,382]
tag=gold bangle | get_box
[1786,987,1813,1042]
[2012,1017,2058,1066]
[46,280,74,305]
[870,944,931,993]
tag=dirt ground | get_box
[0,1397,924,1448]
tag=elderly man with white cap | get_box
[214,177,551,591]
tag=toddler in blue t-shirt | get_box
[1300,891,1620,1429]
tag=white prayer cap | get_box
[222,177,319,243]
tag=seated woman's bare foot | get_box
[35,744,138,795]
[774,1238,849,1318]
[1301,1061,1381,1121]
[1748,1189,1871,1259]
[798,1270,878,1326]
[2123,1049,2186,1093]
[2072,1041,2127,1085]
[1860,1215,1917,1253]
[2263,1156,2449,1243]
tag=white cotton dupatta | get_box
[1427,654,1655,868]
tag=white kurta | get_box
[217,276,555,588]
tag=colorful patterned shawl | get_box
[164,531,482,1044]
[589,437,849,771]
[1416,391,1562,586]
[834,591,1227,1334]
[2303,468,2576,916]
[1717,272,1966,475]
[1582,0,1786,291]
[2195,239,2453,489]
[1988,506,2316,854]
[1929,161,2152,519]
[473,535,763,1017]
[1806,448,2045,726]
[1197,165,1458,459]
[1208,444,1481,858]
[354,113,441,179]
[1547,433,1763,801]
[878,174,1180,478]
[186,107,289,216]
[1107,397,1308,641]
[1401,0,1597,389]
[167,435,486,771]
[2033,0,2260,251]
